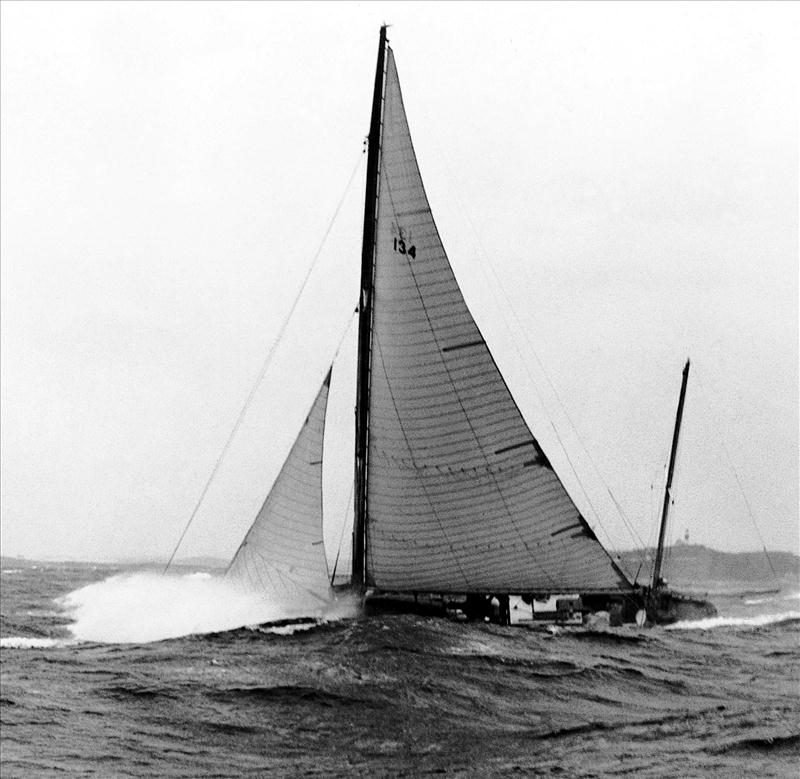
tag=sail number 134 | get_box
[393,238,416,259]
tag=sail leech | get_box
[362,47,631,594]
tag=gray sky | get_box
[1,1,797,564]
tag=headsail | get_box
[227,370,332,602]
[362,44,630,594]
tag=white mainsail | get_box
[226,370,332,603]
[363,47,629,594]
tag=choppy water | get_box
[1,558,798,777]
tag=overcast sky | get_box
[1,1,797,565]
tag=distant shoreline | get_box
[3,544,798,585]
[0,556,228,570]
[616,543,799,586]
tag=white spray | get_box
[56,571,357,644]
[666,610,800,631]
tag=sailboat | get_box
[222,27,715,627]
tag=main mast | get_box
[651,358,691,592]
[353,26,388,590]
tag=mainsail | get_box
[226,370,332,602]
[359,40,631,594]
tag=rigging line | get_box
[332,306,359,363]
[606,487,647,550]
[647,482,657,547]
[632,557,645,587]
[507,299,643,554]
[692,369,779,582]
[644,469,660,571]
[493,264,637,552]
[321,305,358,586]
[477,268,628,553]
[416,111,639,555]
[640,480,657,580]
[163,151,365,575]
[648,458,668,548]
[470,240,635,550]
[331,483,355,585]
[225,308,354,581]
[550,421,635,583]
[382,145,607,592]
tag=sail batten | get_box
[362,47,630,594]
[227,371,333,601]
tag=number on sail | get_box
[393,237,416,258]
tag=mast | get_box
[353,26,388,590]
[651,358,690,591]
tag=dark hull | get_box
[358,587,717,627]
[648,590,718,625]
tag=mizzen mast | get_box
[651,358,691,592]
[353,26,388,590]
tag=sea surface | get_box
[1,558,798,777]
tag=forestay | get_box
[365,48,630,594]
[227,370,332,602]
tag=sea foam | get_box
[0,637,68,650]
[666,610,800,631]
[58,571,356,644]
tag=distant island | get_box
[616,543,799,589]
[0,555,227,571]
[2,544,798,588]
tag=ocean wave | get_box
[744,590,799,605]
[0,636,69,649]
[102,683,181,701]
[712,733,800,755]
[202,618,335,638]
[666,611,800,631]
[257,621,326,636]
[25,609,64,618]
[210,685,373,708]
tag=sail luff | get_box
[353,25,388,590]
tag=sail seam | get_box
[382,170,562,592]
[441,340,485,353]
[372,329,470,587]
[226,370,332,599]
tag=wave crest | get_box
[0,636,68,649]
[666,611,800,631]
[58,571,357,644]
